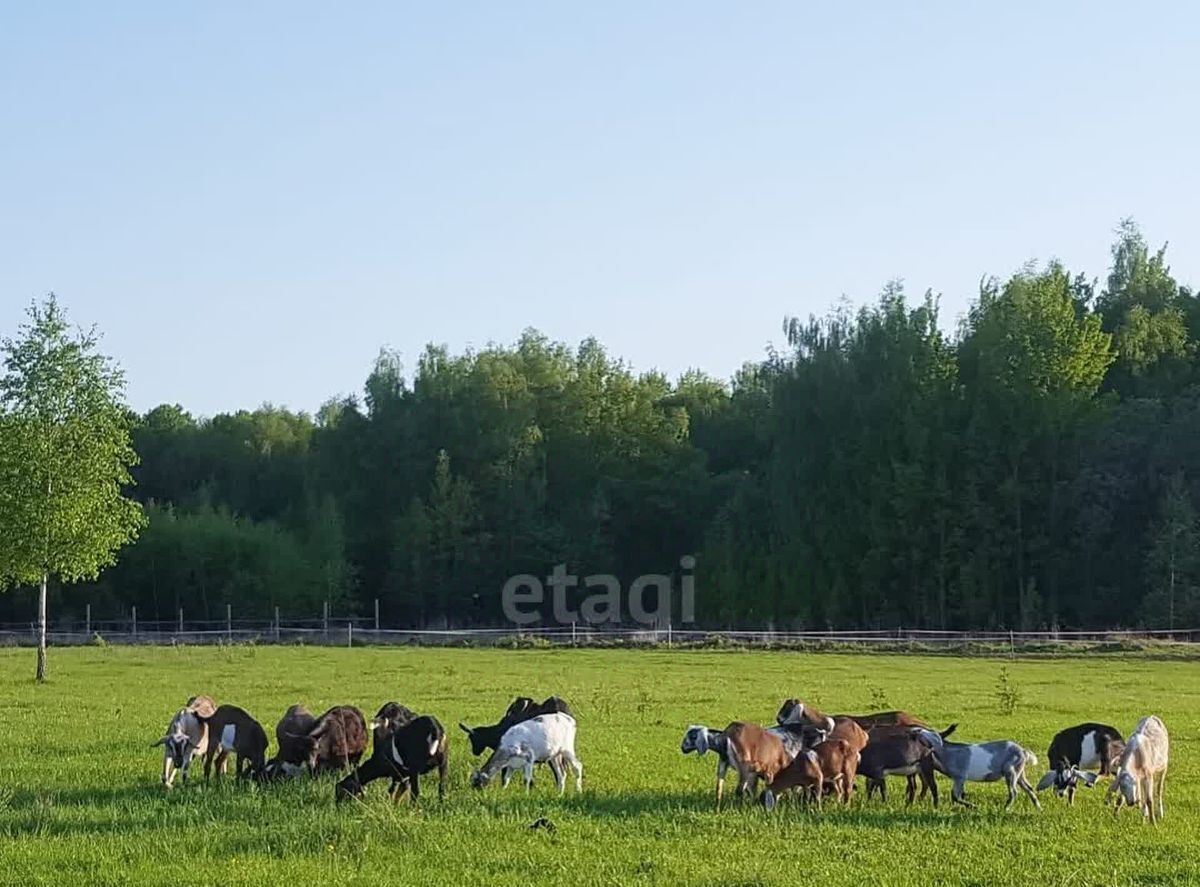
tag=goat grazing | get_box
[762,738,859,810]
[683,712,836,804]
[185,695,217,719]
[337,709,448,803]
[682,721,791,804]
[291,705,369,773]
[152,706,209,788]
[1109,715,1169,822]
[459,695,573,757]
[470,712,582,794]
[1035,722,1125,804]
[923,731,1040,809]
[200,705,269,780]
[261,704,318,780]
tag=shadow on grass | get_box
[1,777,1048,842]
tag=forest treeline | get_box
[7,222,1200,631]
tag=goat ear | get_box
[369,717,385,731]
[150,736,168,747]
[696,730,709,756]
[1035,771,1056,791]
[1082,772,1100,788]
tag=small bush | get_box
[994,666,1021,715]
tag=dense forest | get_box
[6,222,1200,631]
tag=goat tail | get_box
[1023,748,1038,767]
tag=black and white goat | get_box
[336,707,448,803]
[200,704,269,780]
[152,706,209,788]
[1035,722,1124,804]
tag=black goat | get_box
[336,713,448,803]
[1035,722,1125,803]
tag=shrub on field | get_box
[994,666,1021,715]
[494,634,552,649]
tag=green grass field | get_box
[0,646,1195,886]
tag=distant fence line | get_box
[0,612,1198,649]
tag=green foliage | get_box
[10,223,1200,634]
[1142,472,1200,629]
[0,296,146,587]
[994,666,1021,715]
[0,296,146,678]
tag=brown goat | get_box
[763,738,859,810]
[720,721,793,804]
[829,718,870,755]
[293,706,368,773]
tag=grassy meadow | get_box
[0,645,1196,886]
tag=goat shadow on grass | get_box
[4,778,302,812]
[534,789,708,818]
[545,791,1043,830]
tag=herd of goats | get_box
[151,694,1171,822]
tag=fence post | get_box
[132,606,137,640]
[323,601,329,640]
[226,604,232,643]
[348,621,353,648]
[667,621,672,648]
[571,621,577,645]
[274,606,280,643]
[178,607,184,634]
[85,603,91,638]
[374,598,380,631]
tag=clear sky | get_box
[2,2,1197,416]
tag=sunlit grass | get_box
[0,646,1195,885]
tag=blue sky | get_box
[2,2,1197,415]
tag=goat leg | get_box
[920,760,938,809]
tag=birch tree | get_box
[0,295,145,681]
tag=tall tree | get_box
[1143,472,1200,629]
[0,296,146,680]
[1097,219,1191,397]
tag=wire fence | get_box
[1,612,1199,651]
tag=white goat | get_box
[151,708,209,788]
[1109,715,1169,822]
[469,712,582,794]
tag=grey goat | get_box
[921,730,1040,810]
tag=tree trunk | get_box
[1169,547,1176,632]
[36,571,48,682]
